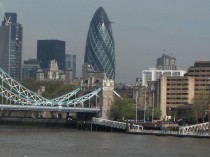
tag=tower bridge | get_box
[0,67,104,119]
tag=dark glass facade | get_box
[0,12,22,79]
[22,59,40,80]
[84,7,115,79]
[37,40,66,71]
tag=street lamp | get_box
[136,91,138,123]
[144,91,147,122]
[151,84,155,123]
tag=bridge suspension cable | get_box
[0,67,80,105]
[0,67,101,111]
[0,67,48,103]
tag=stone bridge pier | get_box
[101,79,114,119]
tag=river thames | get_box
[0,125,210,157]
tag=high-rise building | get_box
[37,40,65,71]
[84,7,115,80]
[0,12,23,79]
[65,54,76,79]
[22,59,40,80]
[156,54,177,70]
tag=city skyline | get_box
[0,0,210,83]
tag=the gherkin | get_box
[84,7,115,79]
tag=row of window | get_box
[167,79,188,81]
[167,93,188,95]
[167,84,188,86]
[167,102,188,104]
[188,70,210,72]
[167,97,188,100]
[167,88,188,90]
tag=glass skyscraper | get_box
[84,7,115,80]
[65,54,76,79]
[22,59,40,80]
[0,13,23,79]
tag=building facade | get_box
[156,54,177,70]
[37,40,65,71]
[0,12,23,79]
[36,59,72,83]
[187,61,210,95]
[84,7,115,80]
[142,68,186,86]
[22,59,40,80]
[158,75,195,120]
[65,54,76,79]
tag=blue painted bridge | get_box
[0,67,101,113]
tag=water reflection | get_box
[0,125,209,157]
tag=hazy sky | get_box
[0,0,210,83]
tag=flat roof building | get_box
[142,68,186,87]
[158,75,195,119]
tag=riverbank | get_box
[0,117,126,132]
[0,117,77,128]
[1,117,209,139]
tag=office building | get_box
[142,68,186,86]
[158,75,195,119]
[37,40,65,71]
[22,59,40,80]
[0,12,23,79]
[156,54,177,70]
[65,54,76,79]
[187,61,210,95]
[84,7,115,79]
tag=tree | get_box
[20,79,77,99]
[193,91,209,123]
[145,108,162,121]
[109,94,135,121]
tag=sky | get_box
[0,0,210,83]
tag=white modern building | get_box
[142,68,186,86]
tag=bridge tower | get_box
[101,79,114,119]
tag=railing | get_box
[134,129,209,136]
[0,104,100,113]
[92,117,143,131]
[179,122,209,135]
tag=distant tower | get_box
[156,54,177,70]
[65,54,76,79]
[0,12,23,79]
[46,59,60,80]
[37,40,66,71]
[84,7,115,80]
[65,69,73,84]
[36,68,45,81]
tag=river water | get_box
[0,125,209,157]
